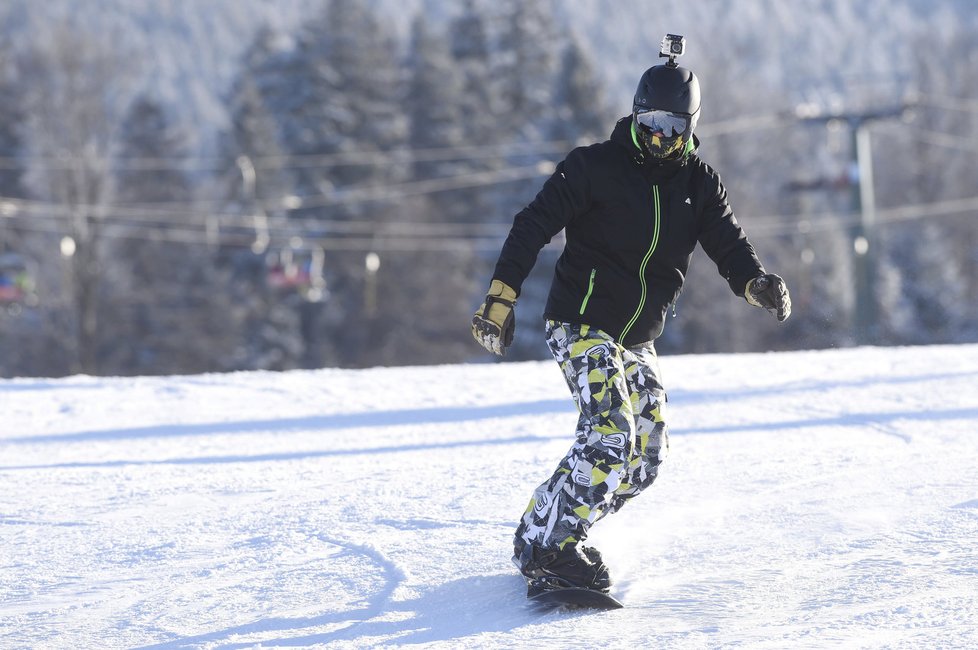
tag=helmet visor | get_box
[634,109,691,138]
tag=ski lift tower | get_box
[797,104,909,344]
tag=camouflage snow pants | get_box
[515,321,669,551]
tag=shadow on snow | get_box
[3,399,573,445]
[131,573,564,650]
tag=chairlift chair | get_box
[0,252,34,306]
[265,245,327,302]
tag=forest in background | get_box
[0,0,976,377]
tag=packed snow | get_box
[2,344,977,649]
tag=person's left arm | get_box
[696,166,791,322]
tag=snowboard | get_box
[528,586,623,610]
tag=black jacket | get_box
[492,116,765,347]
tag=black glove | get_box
[745,274,791,322]
[472,279,517,355]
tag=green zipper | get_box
[579,268,596,315]
[620,185,661,341]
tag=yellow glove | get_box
[472,279,517,356]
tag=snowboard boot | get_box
[513,542,612,596]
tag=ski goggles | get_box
[634,109,691,138]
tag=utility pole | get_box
[800,106,907,344]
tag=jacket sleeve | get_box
[491,148,591,294]
[695,164,765,296]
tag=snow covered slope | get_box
[2,345,977,649]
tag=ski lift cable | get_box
[0,204,508,238]
[0,139,578,172]
[0,161,553,217]
[917,95,978,114]
[871,125,978,154]
[4,177,977,240]
[0,162,555,229]
[0,210,513,242]
[280,163,551,210]
[0,111,798,172]
[695,113,792,137]
[246,140,575,170]
[4,218,512,252]
[745,194,978,237]
[6,191,976,252]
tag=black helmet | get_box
[631,65,701,160]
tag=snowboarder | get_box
[471,36,792,600]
